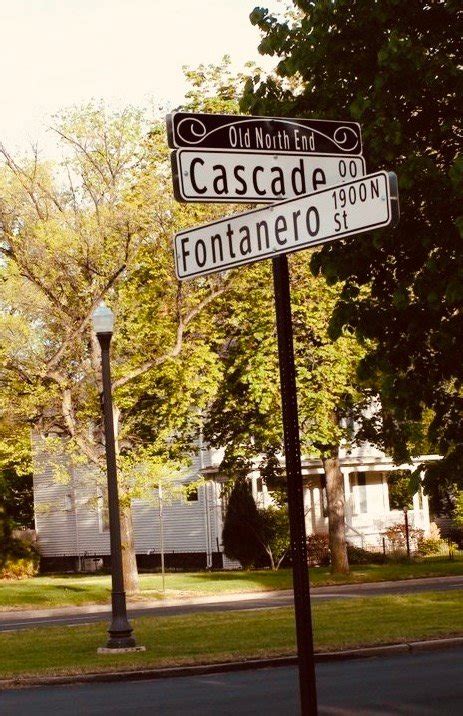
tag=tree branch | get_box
[113,281,228,390]
[43,263,127,374]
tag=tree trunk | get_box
[266,547,276,571]
[322,448,349,575]
[112,407,139,595]
[119,504,139,594]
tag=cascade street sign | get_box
[174,171,399,280]
[171,149,366,204]
[167,112,363,156]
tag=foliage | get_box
[204,254,367,574]
[257,505,290,570]
[382,522,424,554]
[244,1,462,496]
[454,492,463,527]
[0,555,39,580]
[447,527,463,550]
[0,504,38,579]
[183,55,257,115]
[307,532,330,567]
[205,257,368,471]
[222,477,264,569]
[387,470,414,511]
[346,544,384,565]
[416,538,444,557]
[0,418,34,528]
[0,100,236,590]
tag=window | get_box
[64,493,73,511]
[357,473,368,514]
[97,488,110,532]
[256,477,263,493]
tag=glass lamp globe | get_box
[92,302,115,334]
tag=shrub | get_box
[416,537,444,556]
[258,506,290,570]
[416,522,446,556]
[0,507,39,580]
[382,522,424,554]
[347,544,385,564]
[307,533,330,566]
[0,555,38,580]
[222,478,265,569]
[447,526,463,549]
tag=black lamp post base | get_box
[107,632,136,648]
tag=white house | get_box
[32,435,434,571]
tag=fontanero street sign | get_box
[167,112,363,155]
[171,149,366,203]
[174,171,399,279]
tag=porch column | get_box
[382,472,390,512]
[341,468,352,522]
[303,482,313,535]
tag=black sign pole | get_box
[272,253,318,716]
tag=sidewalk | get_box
[1,574,461,624]
[0,588,292,622]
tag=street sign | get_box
[167,112,362,156]
[167,109,399,715]
[174,171,399,280]
[171,149,366,204]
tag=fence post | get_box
[404,507,411,560]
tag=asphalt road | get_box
[0,575,461,632]
[2,647,462,714]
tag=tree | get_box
[244,1,462,499]
[222,473,264,569]
[205,256,370,574]
[258,506,290,570]
[0,104,230,592]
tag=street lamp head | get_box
[92,302,115,335]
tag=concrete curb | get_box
[1,636,462,691]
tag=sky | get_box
[0,0,284,156]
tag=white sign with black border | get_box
[174,171,399,280]
[171,150,366,204]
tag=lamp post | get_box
[92,302,138,651]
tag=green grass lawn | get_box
[0,590,461,681]
[0,556,462,611]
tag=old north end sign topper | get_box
[174,171,399,280]
[166,112,362,155]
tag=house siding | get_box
[33,438,222,560]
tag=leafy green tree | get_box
[244,1,462,499]
[222,473,264,569]
[205,255,369,573]
[0,104,230,591]
[258,505,290,570]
